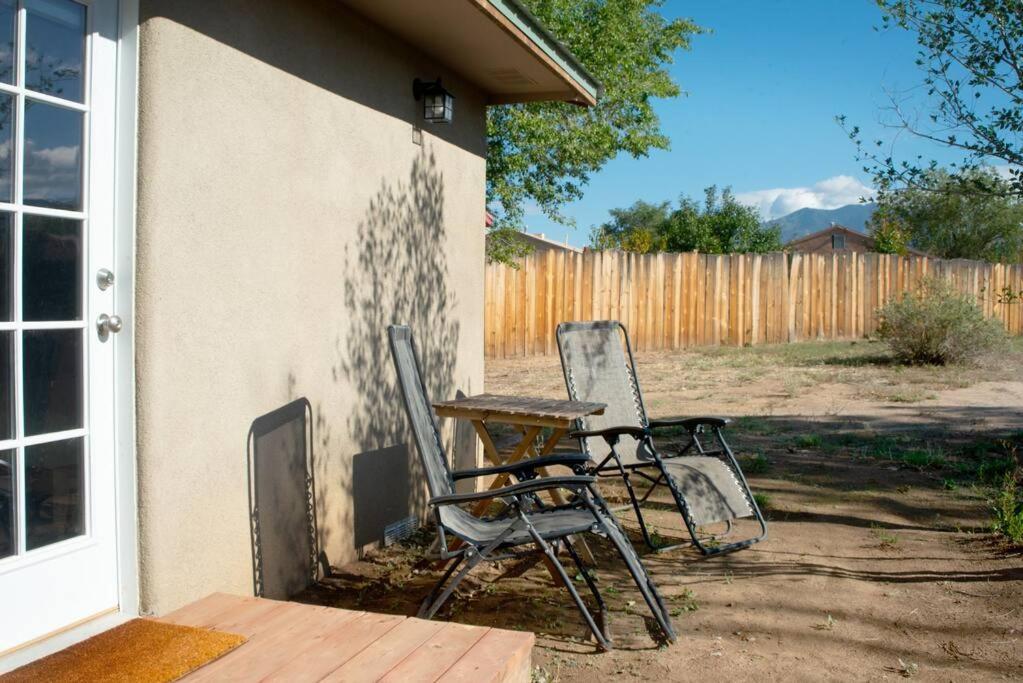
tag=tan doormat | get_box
[1,619,247,682]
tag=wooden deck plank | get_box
[187,604,360,681]
[159,592,259,627]
[439,628,535,683]
[262,612,405,683]
[182,603,322,682]
[379,622,489,683]
[194,597,293,637]
[162,595,532,682]
[319,619,448,683]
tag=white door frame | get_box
[0,0,138,669]
[112,0,139,623]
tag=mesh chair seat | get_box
[442,507,597,547]
[661,457,753,526]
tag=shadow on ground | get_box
[294,416,1023,679]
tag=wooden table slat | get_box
[432,393,604,422]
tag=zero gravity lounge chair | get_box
[557,321,767,556]
[388,324,676,650]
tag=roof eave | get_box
[475,0,602,106]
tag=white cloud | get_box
[22,142,81,205]
[992,164,1019,181]
[736,175,874,220]
[32,145,79,169]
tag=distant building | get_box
[484,212,583,254]
[517,232,583,254]
[785,223,925,256]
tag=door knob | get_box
[97,313,123,338]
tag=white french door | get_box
[0,0,120,653]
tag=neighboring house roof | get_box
[785,224,927,256]
[483,226,583,253]
[785,224,868,249]
[342,0,601,106]
[517,232,583,253]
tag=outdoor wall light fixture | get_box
[413,77,454,124]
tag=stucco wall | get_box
[135,0,486,615]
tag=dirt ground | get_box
[299,339,1023,681]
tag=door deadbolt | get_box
[97,268,115,290]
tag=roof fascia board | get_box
[478,0,602,104]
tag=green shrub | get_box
[976,457,1018,485]
[739,453,771,474]
[991,473,1023,545]
[901,448,946,470]
[877,277,1007,365]
[794,434,823,449]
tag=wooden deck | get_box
[159,593,533,682]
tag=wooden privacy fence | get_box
[484,250,1023,359]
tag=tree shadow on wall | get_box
[333,148,465,553]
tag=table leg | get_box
[454,419,594,575]
[470,420,502,468]
[456,423,564,582]
[533,428,596,565]
[470,425,543,517]
[532,427,568,506]
[444,423,546,561]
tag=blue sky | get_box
[527,0,962,247]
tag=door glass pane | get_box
[25,437,83,549]
[23,329,82,436]
[0,449,12,558]
[0,92,13,203]
[0,212,11,320]
[25,0,86,103]
[24,100,82,210]
[23,215,81,321]
[0,331,12,440]
[0,0,13,85]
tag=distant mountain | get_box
[767,203,877,243]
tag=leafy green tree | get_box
[589,187,782,254]
[660,187,782,253]
[875,167,1023,260]
[487,0,702,261]
[839,0,1023,198]
[589,200,670,253]
[486,226,535,266]
[869,213,913,254]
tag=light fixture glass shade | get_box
[415,78,455,124]
[424,91,453,124]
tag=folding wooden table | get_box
[433,394,606,567]
[432,394,605,515]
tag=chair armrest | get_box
[451,453,592,481]
[648,416,730,430]
[569,425,649,442]
[429,475,596,506]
